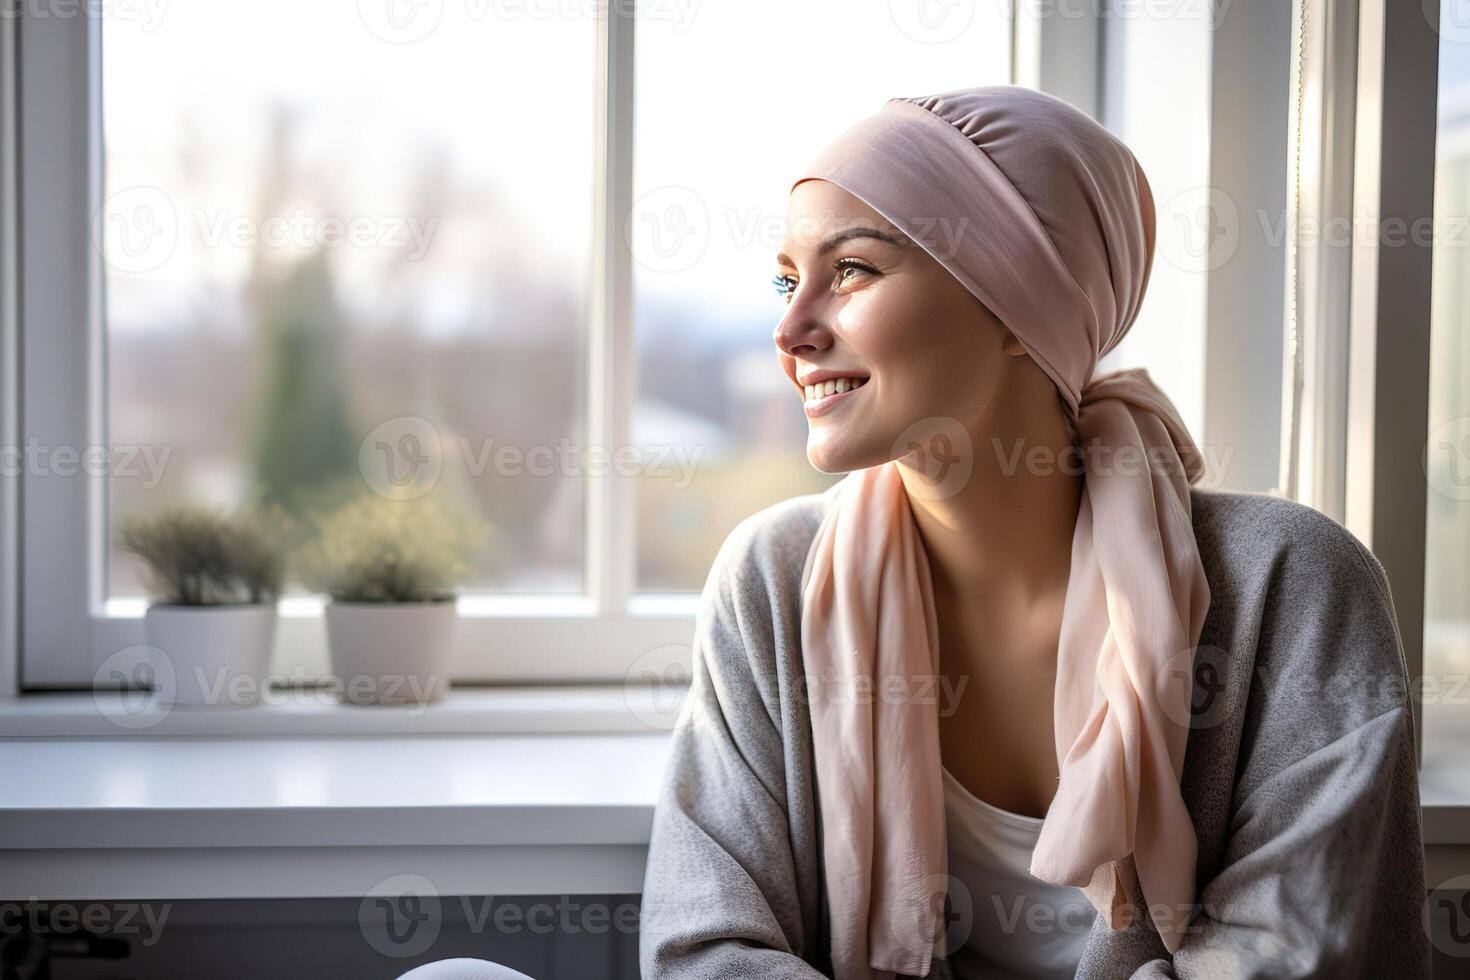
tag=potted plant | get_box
[296,491,487,706]
[119,506,286,709]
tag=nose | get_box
[773,286,830,358]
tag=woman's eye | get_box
[772,259,875,302]
[834,258,877,285]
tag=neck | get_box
[897,409,1082,616]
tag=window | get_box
[101,2,596,599]
[1424,2,1470,773]
[20,3,619,686]
[1,4,1254,690]
[13,3,1027,686]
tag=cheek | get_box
[836,287,935,368]
[829,322,949,462]
[846,292,973,396]
[812,284,999,469]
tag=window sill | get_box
[1417,710,1470,847]
[0,724,674,900]
[0,684,688,738]
[3,688,1468,901]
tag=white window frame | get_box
[1275,0,1440,768]
[10,5,693,689]
[1013,0,1100,117]
[6,4,1373,699]
[1341,0,1440,771]
[1203,0,1294,495]
[4,4,1062,692]
[1,0,18,699]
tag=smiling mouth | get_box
[802,376,869,415]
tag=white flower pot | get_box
[143,604,278,709]
[323,601,457,706]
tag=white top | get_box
[940,765,1096,979]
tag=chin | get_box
[805,428,889,475]
[806,452,849,475]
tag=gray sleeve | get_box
[638,515,829,979]
[1130,521,1431,979]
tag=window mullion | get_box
[18,5,96,687]
[1345,0,1440,766]
[1012,0,1100,118]
[586,1,637,616]
[1,0,19,698]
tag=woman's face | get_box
[773,179,1028,474]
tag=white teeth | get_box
[803,377,868,403]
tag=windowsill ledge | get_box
[0,684,689,738]
[1416,720,1470,846]
[0,723,675,900]
[3,688,1470,901]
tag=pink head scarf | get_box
[793,85,1211,977]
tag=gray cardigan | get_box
[638,486,1431,978]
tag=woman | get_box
[638,86,1430,979]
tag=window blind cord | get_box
[1280,0,1310,500]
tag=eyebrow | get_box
[775,226,910,268]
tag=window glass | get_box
[101,1,596,596]
[1100,9,1214,450]
[632,2,1012,590]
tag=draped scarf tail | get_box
[799,367,1211,976]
